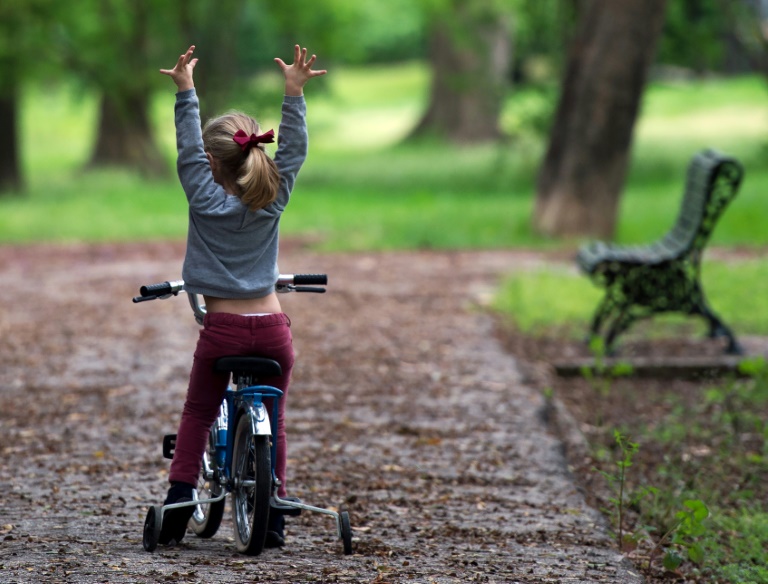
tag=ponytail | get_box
[202,112,281,211]
[238,148,280,210]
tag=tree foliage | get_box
[508,0,580,83]
[3,0,765,190]
[659,0,727,73]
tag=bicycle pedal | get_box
[271,496,302,516]
[162,434,177,460]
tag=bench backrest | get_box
[661,149,743,257]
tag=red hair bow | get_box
[233,129,275,151]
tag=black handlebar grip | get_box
[140,282,173,297]
[293,274,328,285]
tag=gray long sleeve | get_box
[172,89,308,299]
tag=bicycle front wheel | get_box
[231,410,272,555]
[189,430,225,538]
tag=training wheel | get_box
[143,505,163,552]
[340,511,352,555]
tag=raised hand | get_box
[160,46,198,92]
[274,45,327,96]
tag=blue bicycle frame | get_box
[212,385,284,488]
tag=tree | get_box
[60,0,256,177]
[659,0,728,74]
[177,0,246,122]
[509,0,580,84]
[533,0,669,239]
[410,0,513,143]
[719,0,768,78]
[0,0,57,194]
[58,0,170,177]
[0,51,22,193]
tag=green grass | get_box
[575,359,768,581]
[0,171,187,242]
[4,65,767,337]
[625,361,768,581]
[493,258,768,337]
[2,66,766,250]
[705,510,768,583]
[622,75,768,246]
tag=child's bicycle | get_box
[132,274,353,556]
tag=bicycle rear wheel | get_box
[189,429,225,538]
[231,409,272,555]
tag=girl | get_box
[158,44,326,548]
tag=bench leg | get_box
[587,291,620,339]
[699,306,742,355]
[585,302,613,356]
[691,283,743,355]
[604,310,638,356]
[585,288,640,356]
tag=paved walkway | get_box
[0,244,644,583]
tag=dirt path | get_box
[0,242,643,583]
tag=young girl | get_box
[158,44,326,548]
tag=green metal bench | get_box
[576,149,744,354]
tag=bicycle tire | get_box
[340,510,353,555]
[231,409,271,555]
[189,430,225,538]
[142,505,162,552]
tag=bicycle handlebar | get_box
[277,274,327,293]
[132,274,327,304]
[287,274,327,286]
[138,280,185,299]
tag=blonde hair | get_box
[202,112,280,211]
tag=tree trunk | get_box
[86,0,167,178]
[533,0,669,239]
[410,0,512,143]
[719,0,768,79]
[0,60,23,194]
[178,0,243,122]
[0,89,22,194]
[89,91,167,178]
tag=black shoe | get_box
[158,482,195,546]
[265,513,285,548]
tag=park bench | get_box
[576,148,744,355]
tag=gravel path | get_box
[0,242,643,583]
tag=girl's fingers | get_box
[160,47,197,77]
[280,46,323,73]
[181,46,195,66]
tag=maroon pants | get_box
[169,312,294,497]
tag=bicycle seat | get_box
[215,356,282,378]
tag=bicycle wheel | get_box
[142,505,162,552]
[340,511,353,555]
[231,410,271,555]
[189,430,225,538]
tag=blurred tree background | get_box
[0,0,765,239]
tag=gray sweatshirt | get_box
[173,88,308,299]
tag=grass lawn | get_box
[4,64,767,336]
[2,66,766,251]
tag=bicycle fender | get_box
[244,403,272,437]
